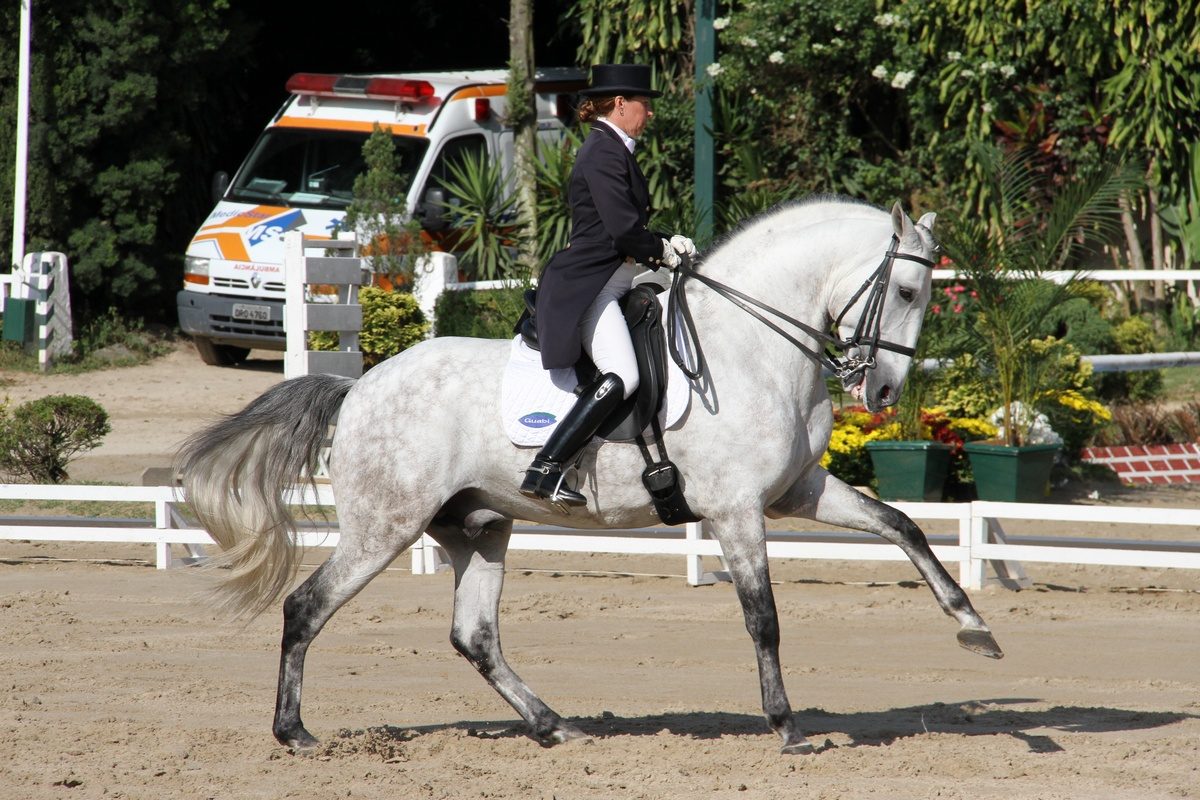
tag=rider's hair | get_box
[578,96,618,122]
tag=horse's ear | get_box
[890,201,914,239]
[917,211,937,232]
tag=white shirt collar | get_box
[597,117,636,153]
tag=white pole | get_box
[11,0,32,271]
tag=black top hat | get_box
[579,64,662,98]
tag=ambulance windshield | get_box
[227,128,429,209]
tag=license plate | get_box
[232,303,271,322]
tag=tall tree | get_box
[508,0,539,276]
[0,1,252,321]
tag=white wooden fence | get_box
[2,483,1198,590]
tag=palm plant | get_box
[437,149,520,281]
[939,145,1142,446]
[533,130,581,265]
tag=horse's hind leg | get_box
[274,535,413,749]
[427,514,586,745]
[772,470,1002,659]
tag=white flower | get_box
[768,50,785,64]
[999,64,1016,78]
[874,12,900,27]
[990,402,1063,446]
[891,70,915,89]
[811,43,826,53]
[830,37,845,46]
[712,16,730,30]
[740,36,759,48]
[960,68,976,79]
[980,60,997,73]
[706,62,724,78]
[982,102,994,114]
[947,51,962,62]
[872,64,889,80]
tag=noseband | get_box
[668,234,937,383]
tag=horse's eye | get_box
[898,287,916,302]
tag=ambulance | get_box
[177,68,585,365]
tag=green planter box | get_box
[963,442,1061,502]
[866,440,953,501]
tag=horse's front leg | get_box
[769,468,1002,659]
[710,511,812,754]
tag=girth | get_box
[514,284,668,443]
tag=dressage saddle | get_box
[514,284,669,442]
[515,284,700,525]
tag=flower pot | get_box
[963,442,1061,502]
[866,440,953,502]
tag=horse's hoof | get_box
[780,737,815,755]
[538,721,590,747]
[276,726,320,752]
[957,627,1004,659]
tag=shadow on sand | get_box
[319,698,1197,755]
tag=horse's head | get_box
[835,202,938,412]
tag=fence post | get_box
[957,504,973,588]
[966,504,987,590]
[14,251,72,371]
[412,251,458,335]
[686,520,730,586]
[283,231,363,379]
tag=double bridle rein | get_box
[667,234,937,385]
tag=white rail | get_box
[2,484,1197,589]
[930,268,1200,284]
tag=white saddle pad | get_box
[500,305,692,447]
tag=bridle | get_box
[668,234,937,385]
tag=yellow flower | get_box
[1052,389,1112,422]
[949,417,998,438]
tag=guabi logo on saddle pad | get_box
[519,412,557,428]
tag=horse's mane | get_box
[707,194,885,258]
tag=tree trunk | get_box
[508,0,539,276]
[1148,163,1165,301]
[1119,192,1147,311]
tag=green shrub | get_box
[1096,316,1164,403]
[433,285,527,339]
[0,395,111,483]
[308,286,428,368]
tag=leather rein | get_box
[667,234,937,384]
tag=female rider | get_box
[520,63,696,507]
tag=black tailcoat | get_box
[535,123,668,369]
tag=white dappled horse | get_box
[179,197,1001,755]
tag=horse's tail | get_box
[177,373,356,617]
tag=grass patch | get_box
[0,309,175,374]
[1161,365,1200,404]
[0,497,156,520]
[0,496,337,525]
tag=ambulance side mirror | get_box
[419,187,450,232]
[211,171,230,204]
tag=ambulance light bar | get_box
[286,73,437,103]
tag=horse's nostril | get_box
[880,385,893,403]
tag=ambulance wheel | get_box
[193,337,250,366]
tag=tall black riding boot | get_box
[520,373,626,507]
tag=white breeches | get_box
[579,262,639,399]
